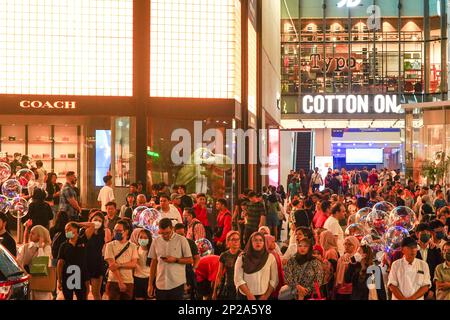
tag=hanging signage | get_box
[302,95,401,114]
[19,100,76,109]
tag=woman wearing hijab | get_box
[334,235,360,300]
[258,226,285,299]
[280,238,324,300]
[234,232,278,300]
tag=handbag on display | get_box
[30,256,50,276]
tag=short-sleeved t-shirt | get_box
[97,186,115,212]
[104,240,138,284]
[245,201,266,230]
[149,232,192,290]
[434,263,450,300]
[219,250,242,287]
[57,236,89,282]
[59,183,78,220]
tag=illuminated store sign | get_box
[20,100,76,109]
[310,54,357,73]
[337,0,361,8]
[302,95,401,114]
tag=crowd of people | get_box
[0,163,450,301]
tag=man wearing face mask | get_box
[104,220,138,300]
[434,241,450,300]
[429,220,448,250]
[415,223,445,300]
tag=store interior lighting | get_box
[281,119,425,130]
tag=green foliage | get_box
[421,151,450,185]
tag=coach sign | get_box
[20,100,76,109]
[301,94,401,115]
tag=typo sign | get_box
[302,95,401,114]
[310,54,357,73]
[20,100,76,109]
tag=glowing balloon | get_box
[354,207,373,225]
[132,206,150,226]
[345,223,367,241]
[16,169,35,191]
[361,234,385,262]
[383,226,410,254]
[0,162,11,183]
[373,201,395,214]
[389,206,417,231]
[366,210,390,236]
[195,238,214,257]
[138,208,162,238]
[8,197,29,219]
[1,179,22,199]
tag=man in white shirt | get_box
[159,194,183,226]
[323,202,345,256]
[148,218,193,300]
[310,167,323,193]
[98,175,115,212]
[388,237,431,300]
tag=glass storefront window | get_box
[281,0,447,114]
[147,118,234,201]
[114,117,135,187]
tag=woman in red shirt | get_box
[313,200,331,229]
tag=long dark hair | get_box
[295,238,314,265]
[54,211,69,233]
[32,188,46,203]
[359,245,374,278]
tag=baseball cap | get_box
[401,237,418,248]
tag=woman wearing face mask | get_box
[104,219,138,300]
[57,222,90,300]
[344,245,387,300]
[280,239,324,300]
[234,232,278,300]
[334,236,360,300]
[80,211,107,300]
[17,225,52,300]
[130,228,152,300]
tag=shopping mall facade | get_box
[0,0,282,207]
[279,0,450,187]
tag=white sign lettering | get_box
[337,0,362,8]
[302,95,401,114]
[20,100,76,109]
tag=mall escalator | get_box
[295,132,312,172]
